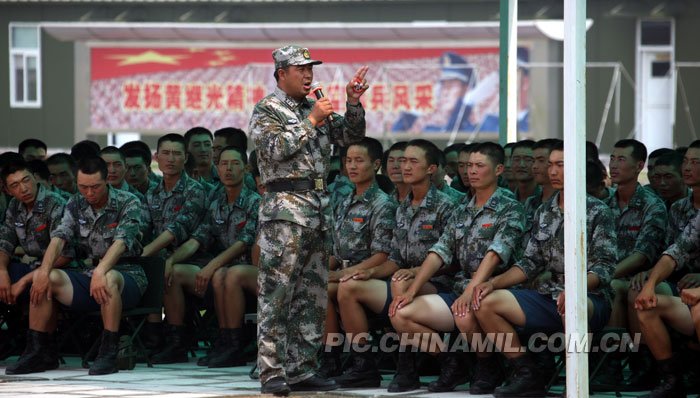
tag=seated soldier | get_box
[334,139,457,391]
[99,146,146,201]
[510,140,540,204]
[604,139,667,383]
[318,138,396,377]
[0,156,70,358]
[120,140,161,186]
[633,211,700,398]
[141,133,208,348]
[150,146,259,365]
[629,145,700,397]
[385,142,410,203]
[473,142,617,397]
[650,151,687,210]
[645,148,675,197]
[626,141,700,387]
[123,148,158,196]
[390,142,525,394]
[456,143,477,201]
[432,150,465,203]
[45,153,77,200]
[18,139,47,162]
[7,156,145,376]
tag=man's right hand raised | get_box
[308,97,334,127]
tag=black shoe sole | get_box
[261,385,291,396]
[387,382,421,393]
[88,368,118,375]
[336,380,381,389]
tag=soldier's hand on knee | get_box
[681,287,700,306]
[634,286,657,310]
[471,281,494,311]
[30,268,51,306]
[195,266,215,297]
[164,261,174,287]
[391,268,415,282]
[0,269,11,304]
[90,268,112,305]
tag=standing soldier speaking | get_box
[250,45,369,396]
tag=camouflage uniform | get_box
[667,190,698,246]
[190,185,261,265]
[439,182,466,203]
[516,184,542,203]
[0,185,68,273]
[51,187,147,294]
[146,172,207,255]
[49,185,72,202]
[332,181,396,265]
[663,191,700,275]
[329,174,354,216]
[389,184,457,290]
[603,183,668,265]
[0,192,8,224]
[515,193,618,304]
[250,47,365,384]
[430,187,525,294]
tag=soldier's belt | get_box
[266,178,326,193]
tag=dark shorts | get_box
[379,279,454,318]
[64,270,141,312]
[8,262,33,302]
[510,289,611,335]
[438,291,459,308]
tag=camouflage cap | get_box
[272,45,323,70]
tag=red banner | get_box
[90,47,530,134]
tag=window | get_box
[9,24,41,108]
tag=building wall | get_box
[0,1,698,151]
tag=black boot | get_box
[387,350,421,392]
[317,345,343,379]
[5,329,59,375]
[89,330,120,375]
[470,355,505,394]
[627,346,658,390]
[208,328,247,368]
[641,357,687,398]
[591,356,624,389]
[197,328,226,367]
[333,347,381,388]
[428,352,470,392]
[151,324,189,364]
[141,321,163,351]
[494,354,546,398]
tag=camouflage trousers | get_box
[256,220,330,384]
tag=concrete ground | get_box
[0,354,654,398]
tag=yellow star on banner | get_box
[107,50,189,66]
[209,50,237,67]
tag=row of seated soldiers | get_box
[0,132,699,398]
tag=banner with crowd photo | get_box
[90,47,530,134]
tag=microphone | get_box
[310,81,333,122]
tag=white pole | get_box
[498,0,518,145]
[563,0,588,397]
[506,0,517,144]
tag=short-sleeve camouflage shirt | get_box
[664,209,700,273]
[430,187,526,295]
[0,185,67,266]
[190,184,261,264]
[389,184,457,287]
[146,172,208,249]
[603,183,668,264]
[51,187,147,293]
[250,87,365,230]
[515,193,618,303]
[332,181,397,265]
